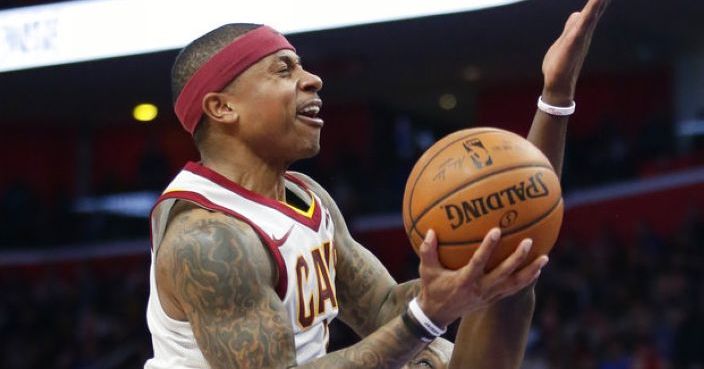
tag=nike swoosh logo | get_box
[271,225,294,247]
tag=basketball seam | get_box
[408,163,556,238]
[415,196,564,246]
[406,128,502,238]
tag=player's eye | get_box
[413,359,433,368]
[277,64,291,74]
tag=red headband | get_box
[174,25,295,135]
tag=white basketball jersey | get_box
[145,162,338,369]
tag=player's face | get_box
[224,49,324,164]
[402,339,452,369]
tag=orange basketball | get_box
[402,127,564,270]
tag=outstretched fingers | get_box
[501,255,549,296]
[580,0,611,34]
[480,256,548,306]
[460,227,502,281]
[557,0,609,59]
[482,238,534,290]
[582,0,610,23]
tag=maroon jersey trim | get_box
[183,161,322,231]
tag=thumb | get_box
[418,229,442,269]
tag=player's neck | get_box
[200,151,288,201]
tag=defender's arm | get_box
[448,1,611,368]
[528,0,611,176]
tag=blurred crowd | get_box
[524,209,704,369]
[0,260,151,369]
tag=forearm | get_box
[527,90,570,179]
[374,280,421,328]
[299,316,426,369]
[448,286,536,369]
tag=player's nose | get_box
[300,70,323,93]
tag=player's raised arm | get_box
[447,2,611,369]
[528,0,611,177]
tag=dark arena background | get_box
[1,0,704,368]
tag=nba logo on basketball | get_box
[462,139,493,169]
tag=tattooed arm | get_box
[156,205,428,369]
[326,205,419,335]
[156,207,297,368]
[332,220,420,335]
[288,172,418,336]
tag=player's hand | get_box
[415,228,548,327]
[541,0,610,105]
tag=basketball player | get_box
[144,0,609,368]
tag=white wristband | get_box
[408,297,447,337]
[537,96,576,116]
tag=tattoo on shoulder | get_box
[161,214,297,368]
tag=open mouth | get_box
[298,105,320,118]
[297,99,324,126]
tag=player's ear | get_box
[202,92,239,124]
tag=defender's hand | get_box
[541,0,611,105]
[415,228,548,327]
